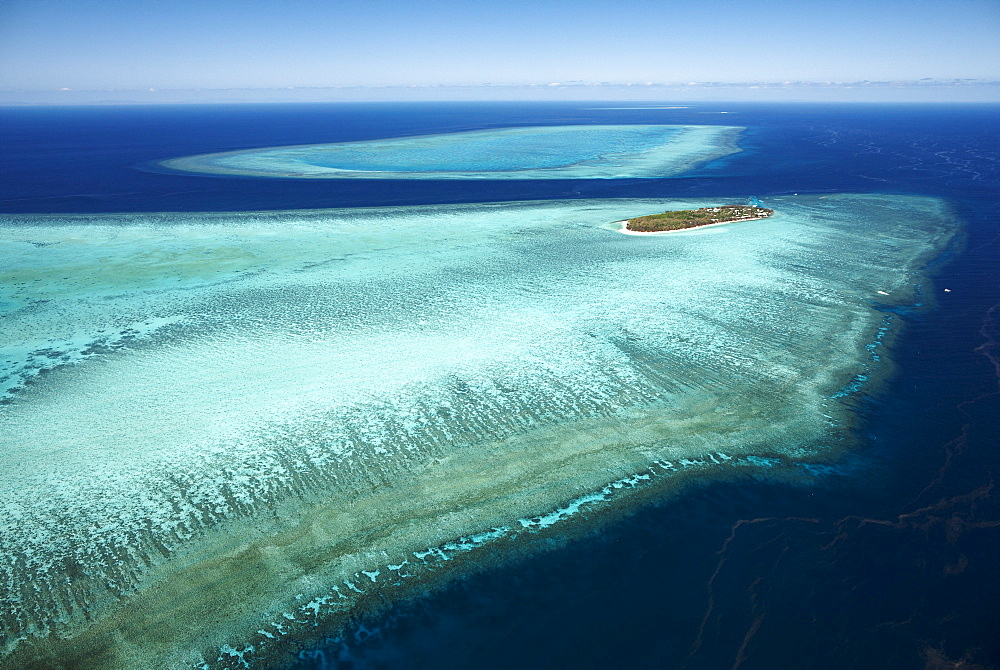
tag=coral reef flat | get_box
[0,194,955,669]
[158,125,741,179]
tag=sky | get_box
[1,0,998,102]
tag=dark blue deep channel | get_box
[2,102,998,669]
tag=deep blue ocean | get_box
[2,102,998,669]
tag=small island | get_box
[622,205,774,233]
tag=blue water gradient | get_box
[1,102,998,670]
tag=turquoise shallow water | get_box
[0,194,956,668]
[158,125,741,179]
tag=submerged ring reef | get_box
[157,125,742,180]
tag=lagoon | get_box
[158,125,741,180]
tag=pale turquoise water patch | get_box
[158,125,741,179]
[0,195,955,669]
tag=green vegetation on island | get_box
[625,205,774,232]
